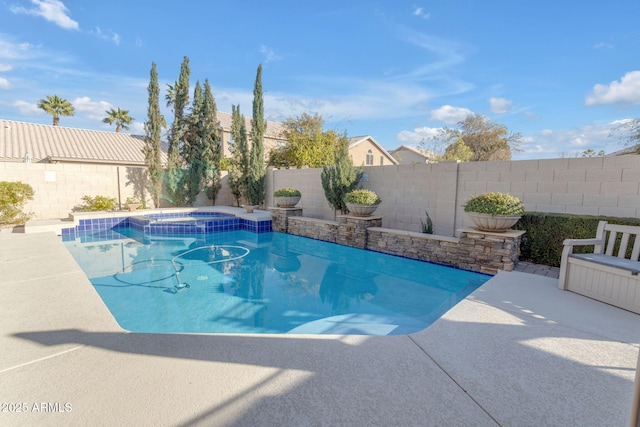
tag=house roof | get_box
[606,145,639,156]
[216,111,286,140]
[389,144,436,160]
[0,113,286,166]
[0,119,168,166]
[348,135,399,165]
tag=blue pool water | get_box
[63,228,489,335]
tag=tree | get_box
[321,137,363,218]
[228,104,249,206]
[268,112,342,168]
[37,95,74,126]
[581,149,605,157]
[246,64,266,206]
[442,137,473,161]
[103,107,134,133]
[612,118,640,153]
[200,79,222,204]
[165,56,191,205]
[142,62,165,208]
[427,114,522,161]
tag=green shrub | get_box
[514,213,640,267]
[344,189,381,205]
[0,181,34,224]
[274,187,301,197]
[80,195,117,212]
[421,211,433,234]
[464,192,524,216]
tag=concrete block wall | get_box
[0,162,148,220]
[265,155,640,237]
[3,155,638,227]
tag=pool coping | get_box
[1,232,638,426]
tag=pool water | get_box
[63,229,489,335]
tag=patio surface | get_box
[1,232,638,426]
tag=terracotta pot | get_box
[346,203,379,217]
[467,212,521,232]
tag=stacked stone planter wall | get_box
[269,207,303,233]
[286,216,338,243]
[278,210,524,275]
[336,216,382,249]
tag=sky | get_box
[1,0,640,160]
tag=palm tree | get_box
[37,95,75,126]
[103,107,135,133]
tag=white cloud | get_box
[413,7,430,19]
[0,39,34,60]
[585,70,640,106]
[516,121,621,159]
[593,42,614,49]
[10,0,79,31]
[489,97,513,114]
[430,105,472,125]
[12,100,41,115]
[397,126,441,145]
[0,77,11,89]
[73,96,113,120]
[260,45,281,64]
[0,64,13,72]
[90,27,121,45]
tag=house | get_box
[607,145,639,156]
[347,136,398,166]
[390,145,437,164]
[0,119,396,168]
[217,112,287,159]
[0,119,167,166]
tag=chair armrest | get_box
[562,237,603,247]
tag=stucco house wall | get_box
[348,136,398,167]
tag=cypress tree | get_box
[166,56,191,205]
[202,79,222,204]
[321,136,363,217]
[181,81,205,204]
[143,62,165,208]
[228,104,248,206]
[246,64,266,206]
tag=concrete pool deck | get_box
[1,232,638,426]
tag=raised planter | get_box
[274,196,301,208]
[346,203,379,217]
[467,212,521,232]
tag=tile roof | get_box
[390,144,436,159]
[216,111,286,139]
[0,112,286,165]
[0,119,167,165]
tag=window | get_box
[380,156,384,165]
[366,149,374,166]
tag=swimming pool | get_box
[63,228,489,335]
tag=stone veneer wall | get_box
[278,209,524,275]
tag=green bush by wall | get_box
[0,181,34,225]
[514,213,640,267]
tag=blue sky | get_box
[1,0,639,160]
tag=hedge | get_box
[513,213,640,267]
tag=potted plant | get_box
[463,192,524,232]
[273,187,301,208]
[125,197,142,212]
[344,189,381,217]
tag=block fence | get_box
[3,155,638,229]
